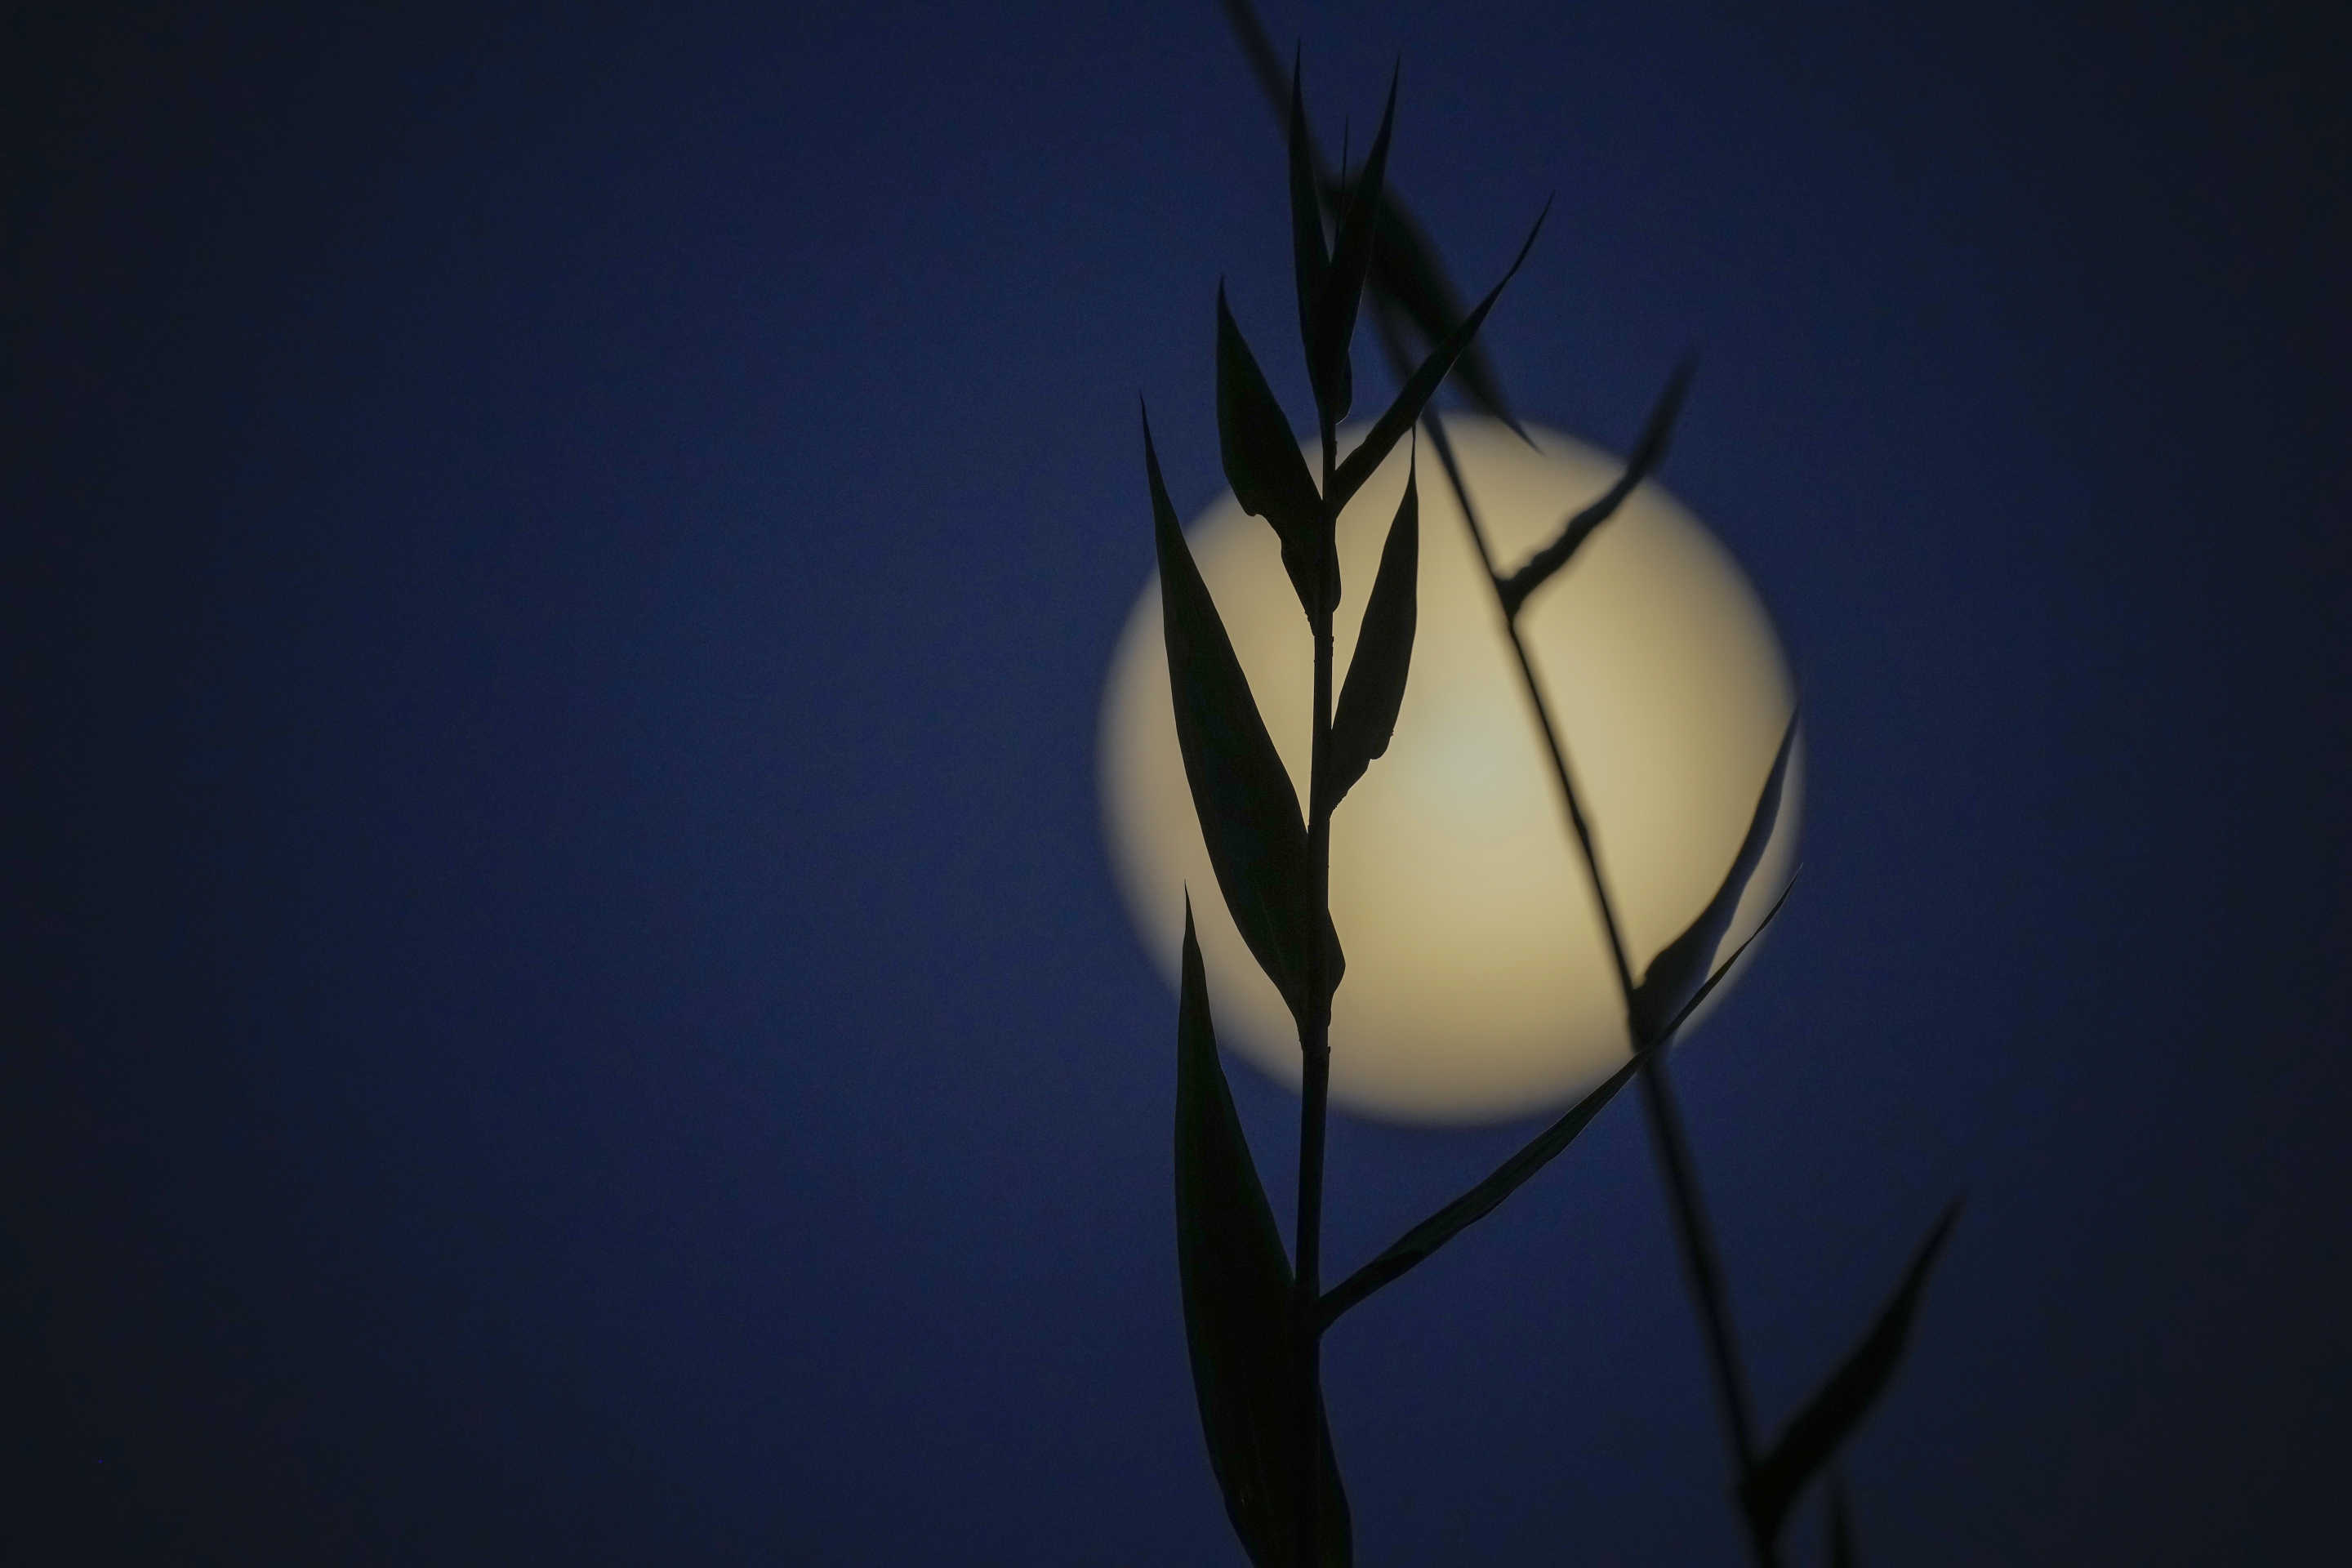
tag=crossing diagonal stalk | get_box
[1381,345,1775,1567]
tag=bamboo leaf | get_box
[1356,191,1521,436]
[1320,1049,1646,1327]
[1329,200,1548,518]
[1740,1202,1963,1547]
[1307,66,1396,426]
[1318,872,1798,1327]
[1495,359,1695,618]
[1174,903,1354,1567]
[1628,709,1799,1045]
[1146,403,1341,1022]
[1324,439,1417,811]
[1218,284,1332,615]
[1216,0,1518,433]
[1286,54,1330,395]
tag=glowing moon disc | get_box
[1098,416,1800,1124]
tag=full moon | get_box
[1098,416,1801,1124]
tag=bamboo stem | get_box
[1218,12,1780,1549]
[1292,413,1342,1568]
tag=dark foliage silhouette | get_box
[1138,15,1962,1562]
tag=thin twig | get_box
[1386,319,1774,1566]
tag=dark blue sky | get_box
[10,2,2347,1562]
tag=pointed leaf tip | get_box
[1741,1200,1962,1546]
[1630,708,1799,1044]
[1331,198,1547,514]
[1498,357,1697,618]
[1626,355,1697,474]
[1307,63,1397,427]
[1321,1022,1650,1326]
[1325,435,1417,811]
[1215,285,1329,616]
[1650,866,1802,1046]
[1227,0,1517,427]
[1358,196,1518,429]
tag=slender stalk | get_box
[1401,370,1774,1566]
[1637,1049,1761,1483]
[1292,414,1342,1568]
[1221,21,1781,1553]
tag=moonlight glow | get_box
[1099,416,1801,1124]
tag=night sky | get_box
[10,2,2348,1563]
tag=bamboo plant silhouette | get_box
[1147,22,1959,1566]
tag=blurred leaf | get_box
[1218,284,1333,615]
[1330,200,1548,517]
[1649,869,1801,1045]
[1219,0,1293,134]
[1628,710,1798,1045]
[1740,1203,1962,1546]
[1174,902,1354,1567]
[1307,67,1396,426]
[1318,872,1795,1327]
[1324,439,1417,811]
[1826,1472,1857,1568]
[1495,359,1695,618]
[1146,403,1342,1022]
[1287,54,1330,397]
[1354,190,1520,436]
